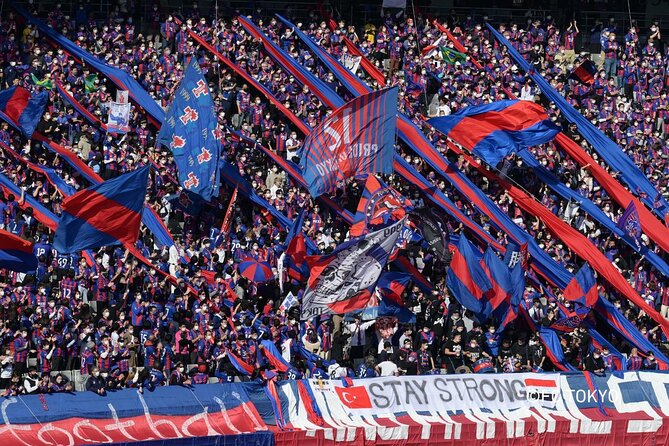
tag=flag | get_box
[503,239,529,270]
[411,208,450,262]
[107,101,131,133]
[217,186,238,246]
[260,340,290,373]
[350,175,412,237]
[299,87,398,197]
[428,100,560,167]
[495,261,523,331]
[617,201,642,249]
[360,272,415,322]
[226,348,255,376]
[335,386,373,409]
[0,86,48,137]
[421,36,447,59]
[84,74,98,93]
[480,247,513,310]
[440,46,467,65]
[568,60,596,86]
[30,73,54,90]
[156,58,221,201]
[0,229,38,273]
[563,264,599,308]
[301,219,404,320]
[279,291,299,311]
[550,306,589,332]
[285,233,309,282]
[53,166,150,253]
[446,234,494,322]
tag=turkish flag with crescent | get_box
[334,386,373,409]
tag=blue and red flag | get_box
[285,233,309,283]
[226,348,255,376]
[617,201,642,248]
[0,229,38,273]
[53,166,150,253]
[428,100,559,167]
[446,234,494,322]
[550,306,589,332]
[0,86,48,137]
[260,340,290,373]
[299,87,398,197]
[568,60,596,86]
[480,247,513,310]
[156,58,221,201]
[361,271,415,322]
[563,264,599,308]
[350,175,412,236]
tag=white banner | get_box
[342,54,361,74]
[107,101,130,134]
[382,0,407,8]
[301,219,404,320]
[318,373,558,415]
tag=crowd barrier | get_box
[3,371,669,446]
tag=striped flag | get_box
[299,87,398,197]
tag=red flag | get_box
[335,386,373,409]
[221,186,238,236]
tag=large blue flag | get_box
[54,166,150,253]
[428,100,559,167]
[446,234,494,322]
[299,88,398,197]
[156,58,221,201]
[0,86,48,137]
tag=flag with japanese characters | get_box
[156,58,222,201]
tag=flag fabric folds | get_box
[440,46,467,65]
[617,201,642,248]
[446,234,494,322]
[301,219,404,320]
[487,23,669,217]
[299,87,398,197]
[53,166,150,253]
[568,60,596,86]
[350,175,412,236]
[428,100,560,166]
[563,264,599,308]
[0,229,38,273]
[0,86,48,137]
[156,58,221,201]
[360,272,415,322]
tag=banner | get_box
[0,384,269,445]
[156,58,221,201]
[301,219,404,319]
[299,87,398,197]
[106,101,130,133]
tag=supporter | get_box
[86,366,107,395]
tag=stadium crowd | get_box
[0,2,667,394]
